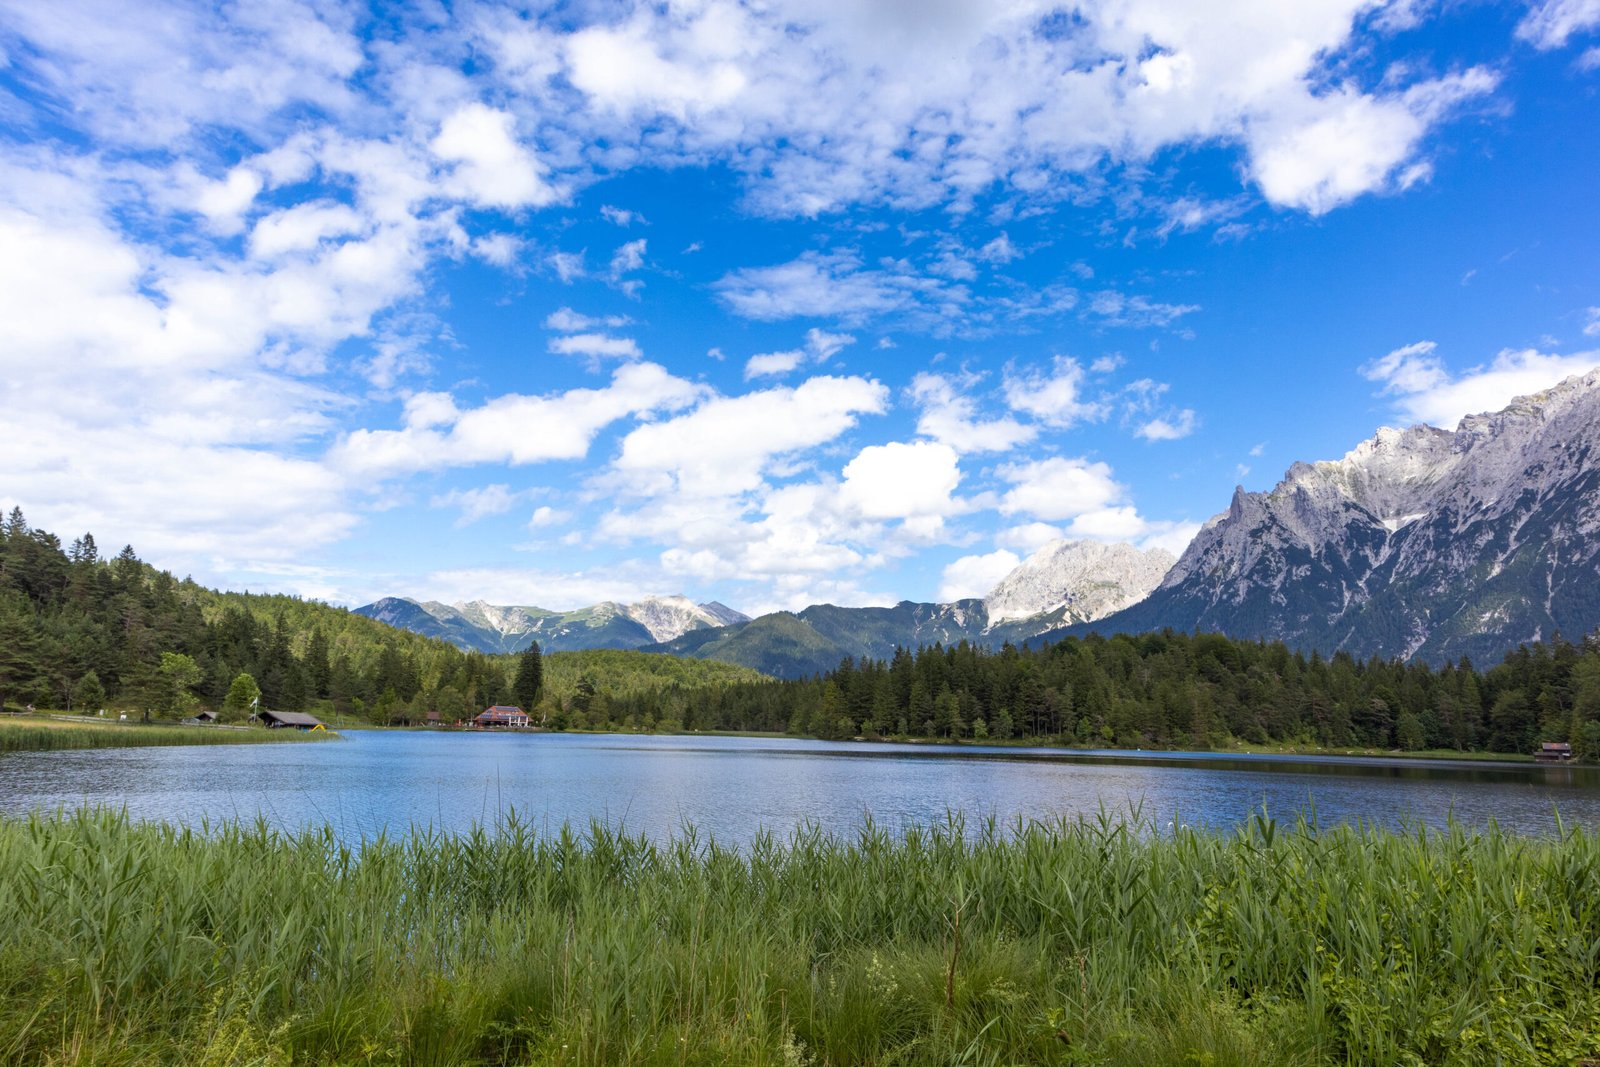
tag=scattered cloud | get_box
[332,362,705,478]
[1362,341,1600,427]
[431,103,561,209]
[547,333,643,361]
[909,372,1036,454]
[1003,357,1108,429]
[938,549,1021,601]
[1517,0,1600,49]
[600,204,643,226]
[744,327,856,380]
[545,307,633,331]
[1136,409,1199,441]
[432,484,523,526]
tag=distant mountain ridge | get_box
[356,540,1176,675]
[354,595,750,654]
[1049,369,1600,663]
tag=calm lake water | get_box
[3,731,1600,844]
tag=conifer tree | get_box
[513,641,543,711]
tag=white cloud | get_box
[938,549,1021,601]
[1085,290,1200,328]
[909,372,1036,453]
[716,251,919,322]
[600,204,642,226]
[996,522,1067,554]
[1003,357,1108,429]
[744,326,856,379]
[1247,71,1496,215]
[471,233,522,266]
[976,233,1020,264]
[431,103,561,209]
[1362,342,1600,427]
[528,505,571,529]
[547,333,643,360]
[249,201,365,259]
[549,250,585,281]
[333,362,705,477]
[545,307,632,332]
[837,441,962,525]
[432,484,522,526]
[613,375,888,497]
[998,457,1126,521]
[1136,409,1199,441]
[609,238,647,277]
[1584,307,1600,337]
[1518,0,1600,49]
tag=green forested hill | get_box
[0,508,769,725]
[0,509,513,720]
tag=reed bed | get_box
[0,717,332,753]
[0,809,1597,1066]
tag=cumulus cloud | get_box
[1362,341,1600,427]
[909,372,1036,454]
[996,522,1068,555]
[938,549,1021,602]
[613,375,889,498]
[998,457,1127,522]
[1003,357,1108,429]
[547,333,643,361]
[838,441,963,535]
[1246,71,1496,216]
[333,362,705,478]
[744,327,856,379]
[1136,409,1199,441]
[431,103,561,209]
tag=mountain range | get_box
[1049,368,1600,664]
[356,541,1175,673]
[359,371,1600,676]
[355,595,749,654]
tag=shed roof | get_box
[260,710,323,726]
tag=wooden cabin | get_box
[258,710,326,731]
[193,710,218,723]
[474,705,530,729]
[1536,741,1573,762]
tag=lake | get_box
[2,730,1598,844]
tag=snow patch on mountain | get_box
[1140,367,1600,661]
[622,595,747,643]
[984,540,1176,626]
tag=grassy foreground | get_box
[0,715,334,753]
[2,811,1598,1067]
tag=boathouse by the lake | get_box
[258,710,326,731]
[475,705,530,729]
[1536,741,1573,761]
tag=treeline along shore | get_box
[603,630,1600,757]
[1,807,1597,1065]
[3,507,1599,756]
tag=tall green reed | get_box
[0,808,1596,1065]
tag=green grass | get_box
[2,809,1598,1066]
[0,715,334,753]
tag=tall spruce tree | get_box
[513,641,543,711]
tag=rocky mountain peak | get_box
[984,539,1175,627]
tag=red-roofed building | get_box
[475,705,530,729]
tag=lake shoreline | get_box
[332,719,1545,767]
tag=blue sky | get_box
[1,0,1598,614]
